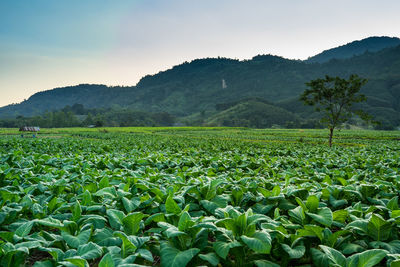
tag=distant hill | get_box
[0,84,135,118]
[306,36,400,63]
[206,99,301,128]
[0,36,399,128]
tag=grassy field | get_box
[0,127,399,266]
[2,127,400,144]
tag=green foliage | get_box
[0,105,176,128]
[160,242,200,267]
[307,36,400,63]
[0,128,399,266]
[1,37,400,129]
[206,99,300,128]
[301,74,370,146]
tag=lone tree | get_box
[300,74,370,147]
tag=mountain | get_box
[0,84,136,118]
[205,99,301,128]
[306,36,400,63]
[1,36,400,128]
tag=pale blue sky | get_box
[1,0,400,106]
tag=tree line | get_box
[0,104,176,128]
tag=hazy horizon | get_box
[1,0,400,107]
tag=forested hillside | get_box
[1,37,399,128]
[306,36,400,63]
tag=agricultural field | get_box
[0,127,400,267]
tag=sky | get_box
[1,0,400,107]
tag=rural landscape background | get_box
[1,36,400,130]
[1,1,400,267]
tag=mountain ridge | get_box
[1,36,400,128]
[306,36,400,63]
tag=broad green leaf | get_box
[15,241,42,250]
[330,197,348,209]
[178,211,194,231]
[387,197,399,211]
[94,187,117,198]
[47,197,59,213]
[391,260,400,267]
[116,255,139,266]
[258,187,271,198]
[325,230,351,247]
[311,248,330,267]
[274,207,280,219]
[36,217,64,228]
[81,214,107,229]
[281,243,305,259]
[106,209,125,230]
[114,232,137,258]
[77,242,103,260]
[122,197,140,213]
[165,195,182,215]
[213,240,242,259]
[346,220,368,234]
[272,185,281,196]
[346,249,387,267]
[342,243,365,255]
[93,228,120,247]
[62,256,89,267]
[231,187,243,205]
[307,207,333,227]
[99,176,110,189]
[145,213,165,225]
[32,203,45,217]
[61,229,91,249]
[289,206,305,225]
[297,225,324,241]
[160,242,200,267]
[319,245,346,267]
[391,210,400,219]
[130,236,150,249]
[82,190,92,206]
[247,214,270,227]
[199,252,219,266]
[40,247,65,261]
[200,200,219,214]
[15,221,34,237]
[0,231,14,242]
[99,253,115,267]
[122,212,146,235]
[158,222,186,238]
[367,214,391,241]
[306,195,319,213]
[241,231,272,254]
[72,200,82,222]
[333,210,348,223]
[135,248,154,263]
[295,197,308,211]
[236,213,248,236]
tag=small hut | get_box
[19,126,40,137]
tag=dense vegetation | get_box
[0,104,176,128]
[206,100,302,128]
[0,37,399,129]
[300,74,371,146]
[0,127,400,266]
[306,36,400,63]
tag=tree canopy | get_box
[300,74,370,146]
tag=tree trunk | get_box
[329,127,334,147]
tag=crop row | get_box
[0,131,399,266]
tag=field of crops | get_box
[1,127,400,267]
